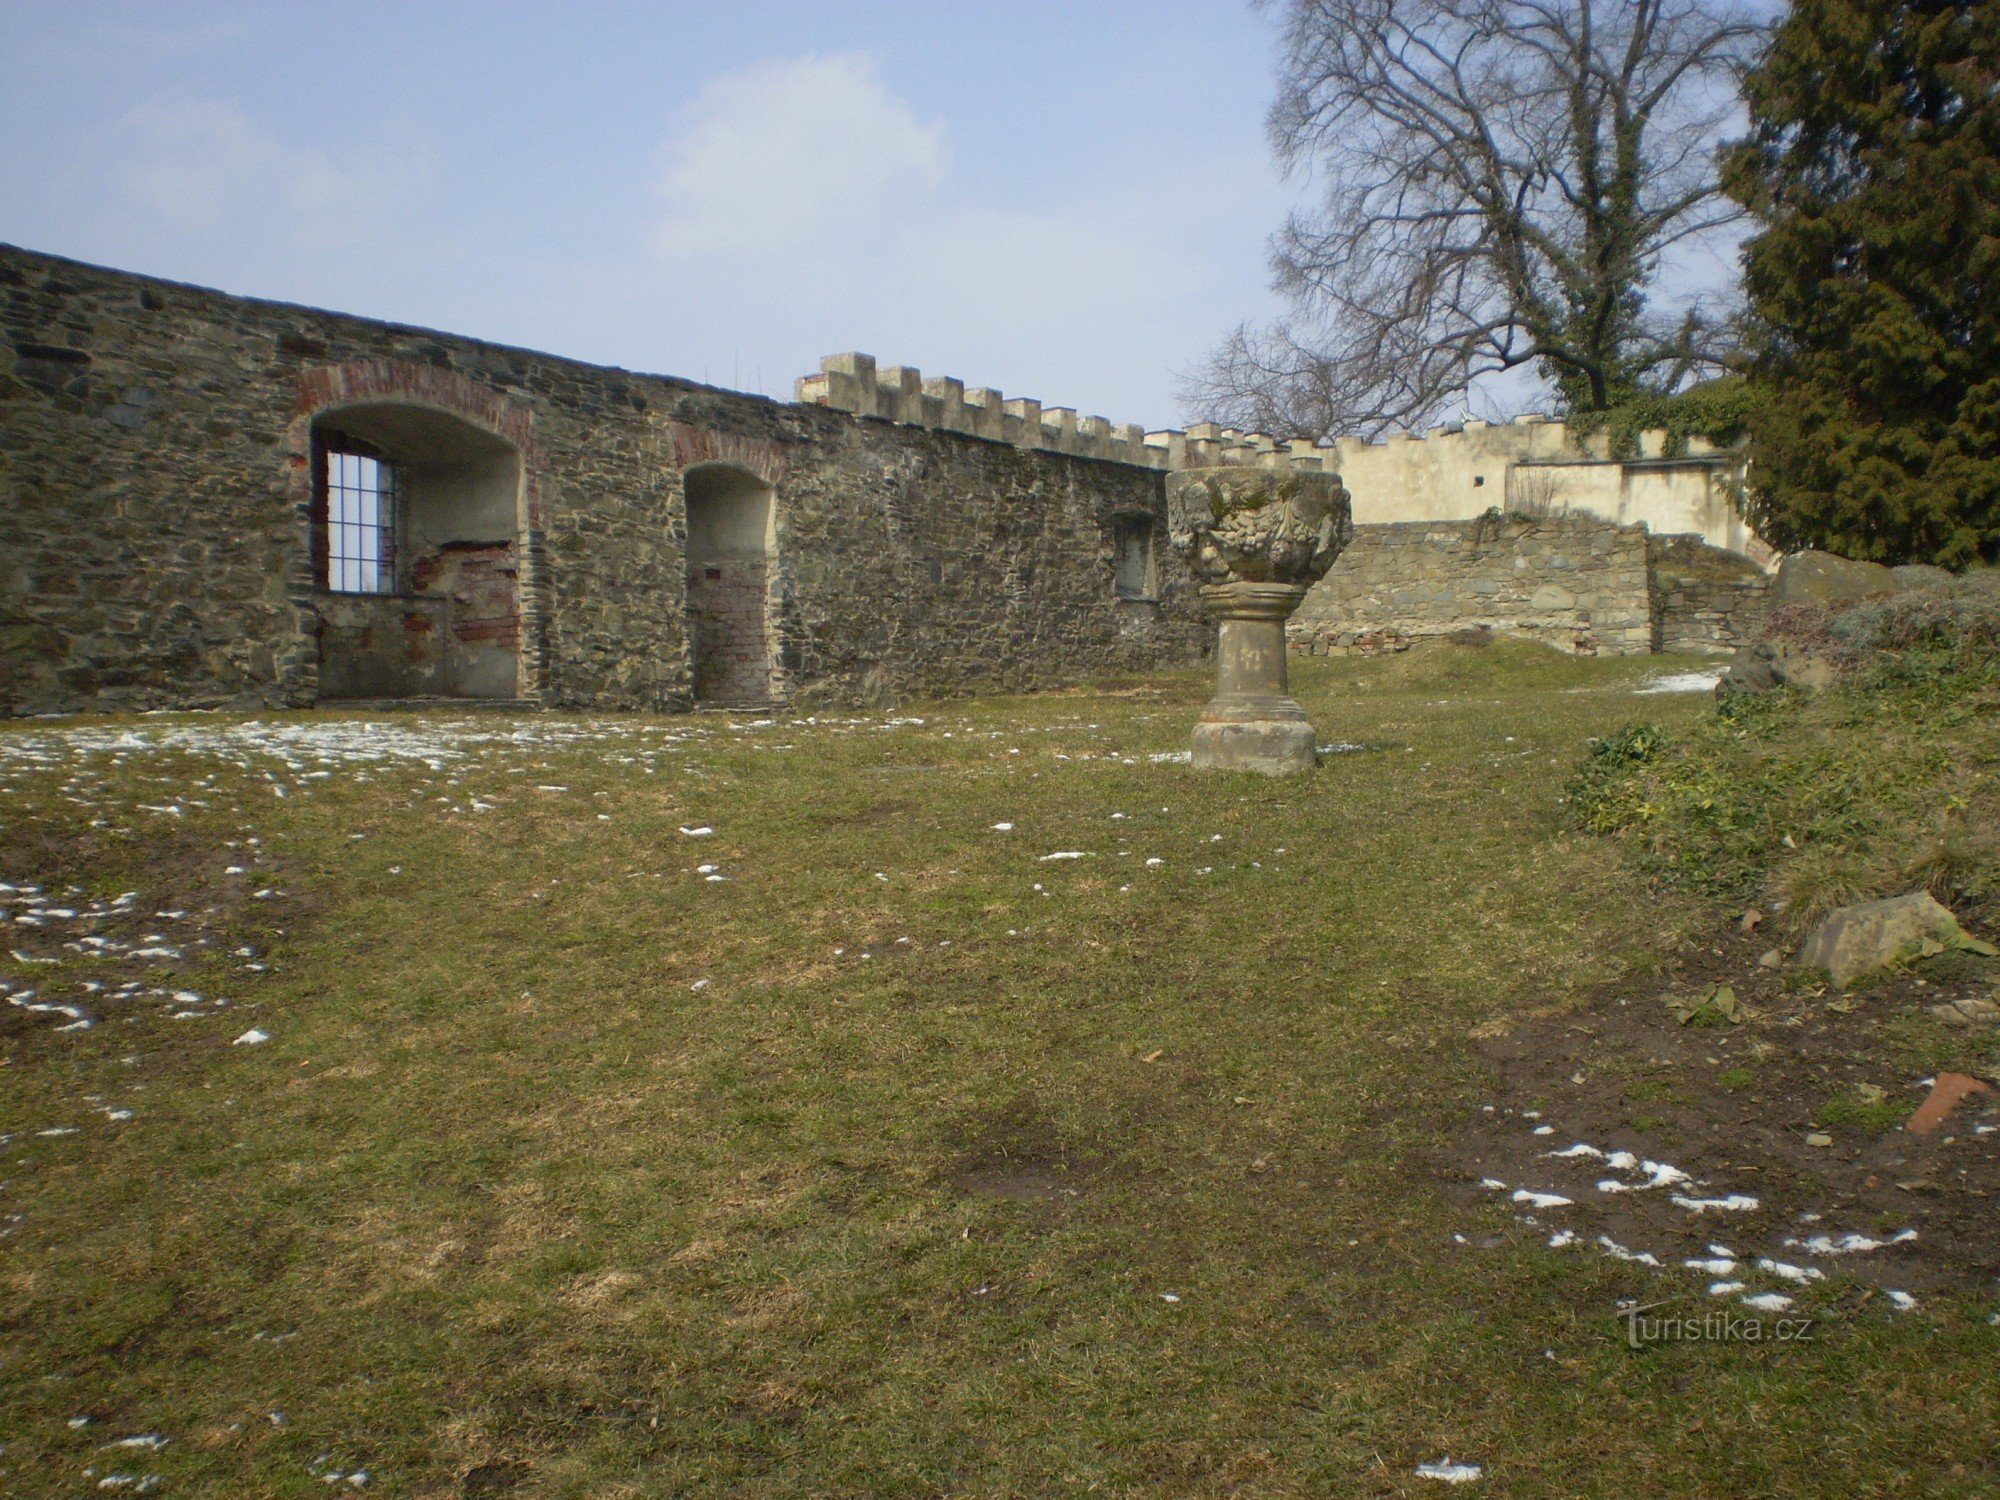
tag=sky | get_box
[0,1,1313,431]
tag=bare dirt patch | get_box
[946,1096,1095,1206]
[1457,910,2000,1300]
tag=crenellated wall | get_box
[797,353,1766,563]
[0,246,1207,717]
[0,245,1776,720]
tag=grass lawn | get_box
[2,643,1995,1497]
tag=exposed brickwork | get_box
[688,558,773,703]
[411,542,521,651]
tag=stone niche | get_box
[311,402,523,700]
[683,462,778,706]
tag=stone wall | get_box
[0,245,1206,716]
[1290,514,1657,657]
[1289,515,1770,658]
[798,352,1766,561]
[1648,534,1772,655]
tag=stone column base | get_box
[1191,695,1317,775]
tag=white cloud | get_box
[108,98,424,246]
[650,53,946,260]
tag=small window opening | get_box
[1112,516,1156,600]
[321,447,400,594]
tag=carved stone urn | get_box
[1165,465,1353,774]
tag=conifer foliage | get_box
[1727,1,2000,565]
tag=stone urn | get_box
[1165,465,1353,774]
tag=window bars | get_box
[322,449,398,594]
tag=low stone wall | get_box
[1290,514,1656,657]
[1648,534,1771,654]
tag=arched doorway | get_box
[683,463,777,705]
[309,402,524,700]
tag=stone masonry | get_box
[1,243,1773,719]
[0,245,1207,716]
[1294,514,1653,657]
[797,353,1764,561]
[1647,534,1772,656]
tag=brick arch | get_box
[286,359,537,483]
[664,422,788,486]
[281,360,549,702]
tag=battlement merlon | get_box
[792,354,1730,474]
[795,354,1346,473]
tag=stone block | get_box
[1796,891,1996,989]
[1770,550,1895,609]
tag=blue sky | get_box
[0,1,1312,429]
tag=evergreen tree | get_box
[1727,0,2000,565]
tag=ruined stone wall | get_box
[1291,514,1657,657]
[0,245,1204,716]
[1648,534,1771,655]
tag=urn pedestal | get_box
[1165,466,1352,776]
[1191,580,1316,774]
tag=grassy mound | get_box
[1569,572,2000,928]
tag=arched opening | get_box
[309,402,524,700]
[683,463,777,705]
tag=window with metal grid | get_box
[322,449,399,593]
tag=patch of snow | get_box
[1671,1194,1760,1214]
[232,1028,270,1046]
[1597,1236,1661,1267]
[1595,1152,1691,1191]
[1885,1289,1918,1312]
[1786,1230,1917,1256]
[1511,1189,1573,1209]
[1756,1258,1825,1284]
[1635,670,1722,695]
[1415,1459,1483,1484]
[1741,1292,1793,1312]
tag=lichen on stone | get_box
[1165,467,1353,586]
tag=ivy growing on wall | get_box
[1566,377,1761,461]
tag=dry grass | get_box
[0,646,1994,1497]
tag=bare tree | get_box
[1186,0,1770,439]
